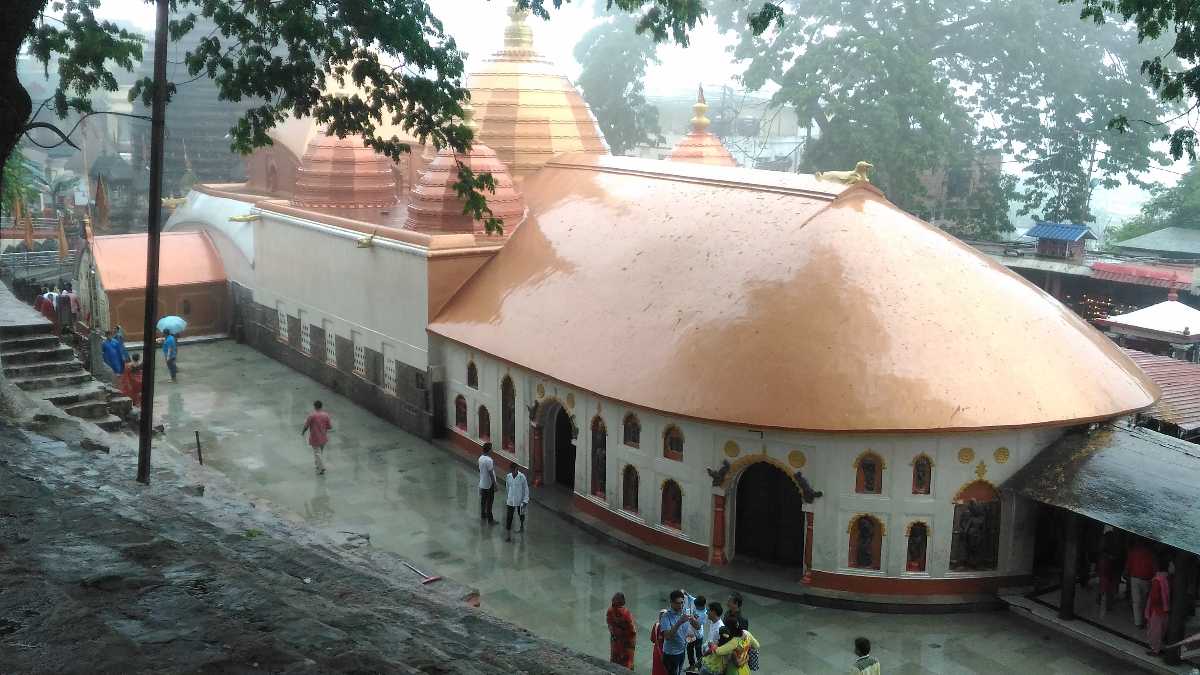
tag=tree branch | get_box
[21,122,79,150]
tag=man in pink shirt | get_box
[301,400,333,474]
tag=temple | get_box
[157,8,1160,607]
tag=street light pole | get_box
[136,0,170,484]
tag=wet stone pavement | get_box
[154,341,1142,674]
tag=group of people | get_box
[100,326,143,406]
[33,283,79,335]
[1092,533,1175,655]
[477,443,529,542]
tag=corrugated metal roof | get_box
[1116,227,1200,256]
[1090,262,1191,289]
[1003,425,1200,555]
[1025,222,1096,242]
[1125,349,1200,432]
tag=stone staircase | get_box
[0,323,131,431]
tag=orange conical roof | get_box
[467,4,608,177]
[667,86,737,167]
[405,113,525,235]
[291,131,397,209]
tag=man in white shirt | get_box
[503,462,529,542]
[478,442,497,524]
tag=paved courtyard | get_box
[152,341,1140,674]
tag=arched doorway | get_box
[553,408,576,489]
[734,462,805,565]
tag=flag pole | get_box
[136,0,170,484]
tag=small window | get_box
[661,480,682,529]
[848,514,883,570]
[501,376,516,450]
[622,413,640,447]
[907,522,929,572]
[454,395,468,431]
[477,405,491,441]
[855,451,884,494]
[912,455,932,495]
[467,361,479,389]
[591,417,607,497]
[663,425,684,461]
[622,465,639,512]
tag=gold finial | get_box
[503,2,534,51]
[815,161,873,185]
[690,84,711,133]
[356,229,377,249]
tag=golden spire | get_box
[503,2,533,51]
[690,84,711,134]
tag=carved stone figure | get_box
[961,500,988,568]
[792,470,824,503]
[861,459,877,492]
[907,524,928,570]
[913,458,930,494]
[706,460,731,487]
[856,517,875,568]
[815,160,873,185]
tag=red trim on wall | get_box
[807,570,1029,596]
[573,494,708,562]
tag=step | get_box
[0,322,53,339]
[107,395,134,418]
[91,414,127,432]
[10,372,93,391]
[38,382,111,407]
[3,358,84,379]
[0,333,60,353]
[1,344,75,365]
[63,399,115,420]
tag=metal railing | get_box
[0,250,79,271]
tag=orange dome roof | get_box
[667,86,737,167]
[291,131,397,209]
[404,134,525,235]
[430,155,1157,432]
[466,5,608,176]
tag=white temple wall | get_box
[254,212,431,370]
[438,341,1069,587]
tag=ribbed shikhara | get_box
[291,133,398,209]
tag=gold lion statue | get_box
[815,161,873,185]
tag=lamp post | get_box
[136,0,169,484]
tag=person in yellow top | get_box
[713,622,759,675]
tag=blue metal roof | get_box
[1025,222,1096,242]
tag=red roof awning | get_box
[1091,262,1191,289]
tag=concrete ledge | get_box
[1003,594,1194,675]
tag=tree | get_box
[1066,0,1200,160]
[1107,165,1200,243]
[1,147,37,214]
[712,0,1173,232]
[1,1,724,235]
[574,11,663,156]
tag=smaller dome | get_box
[291,132,397,209]
[667,86,737,168]
[405,134,525,235]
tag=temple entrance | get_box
[734,462,804,565]
[553,408,576,489]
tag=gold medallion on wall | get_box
[536,383,545,399]
[994,447,1010,464]
[723,441,741,458]
[975,461,987,480]
[957,447,975,464]
[788,450,807,469]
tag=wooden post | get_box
[710,493,727,565]
[1058,510,1078,620]
[135,0,170,484]
[1165,550,1195,665]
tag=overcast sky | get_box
[92,0,745,98]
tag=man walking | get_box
[301,400,332,475]
[1128,538,1156,629]
[504,462,529,542]
[659,589,699,675]
[850,637,881,675]
[162,329,179,383]
[478,442,497,524]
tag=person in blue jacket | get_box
[101,330,124,375]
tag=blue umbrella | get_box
[156,315,187,335]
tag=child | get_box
[685,592,707,671]
[702,602,724,653]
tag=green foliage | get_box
[1,148,38,214]
[711,0,1174,233]
[1066,0,1200,160]
[574,11,662,156]
[1107,164,1200,243]
[521,0,707,46]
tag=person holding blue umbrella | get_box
[162,329,179,383]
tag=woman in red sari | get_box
[650,609,667,675]
[607,592,637,670]
[119,353,143,407]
